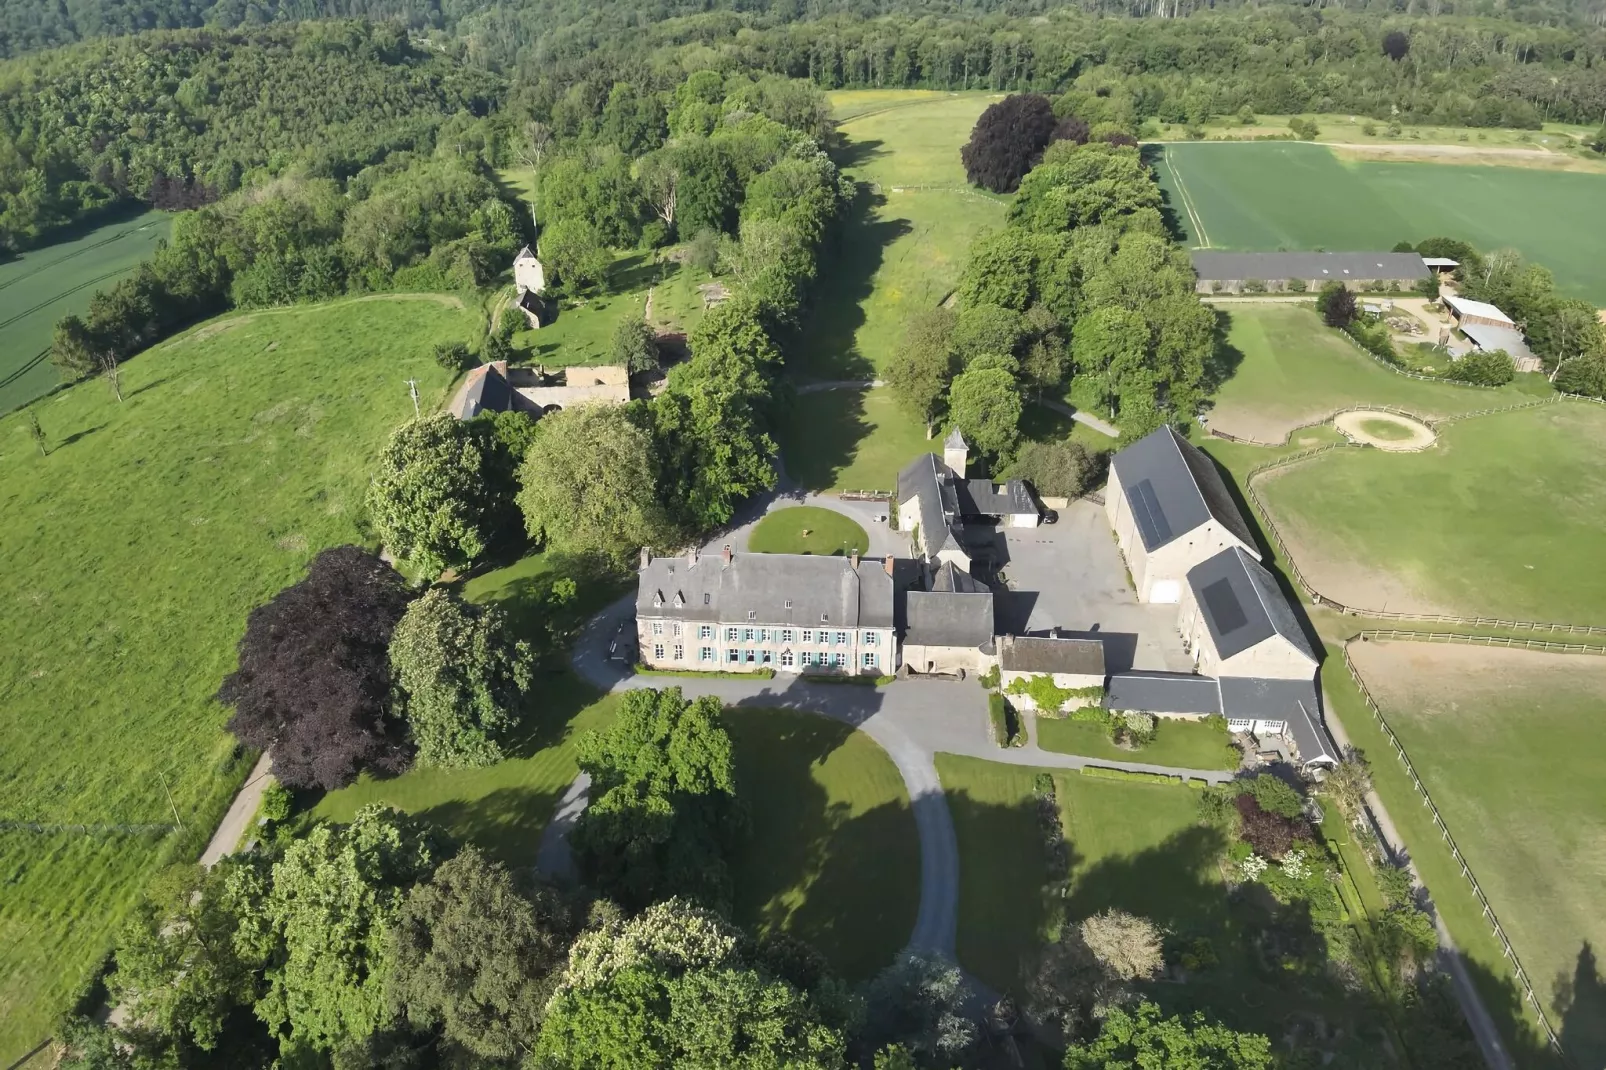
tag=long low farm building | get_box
[1191,251,1430,294]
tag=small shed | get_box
[998,634,1106,711]
[1443,295,1516,329]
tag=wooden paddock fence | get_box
[1343,631,1571,1057]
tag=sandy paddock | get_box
[1333,410,1437,451]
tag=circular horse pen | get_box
[1332,410,1437,452]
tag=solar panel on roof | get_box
[1129,478,1173,548]
[1200,577,1249,635]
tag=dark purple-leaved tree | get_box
[1051,115,1090,147]
[217,546,413,790]
[961,94,1058,193]
[1382,30,1410,61]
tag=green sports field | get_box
[1152,142,1606,302]
[0,295,469,1063]
[1258,400,1606,623]
[0,210,171,415]
[1349,641,1606,1067]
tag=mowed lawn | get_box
[0,209,171,414]
[1349,641,1606,1066]
[1035,717,1238,771]
[724,708,919,981]
[1152,141,1606,301]
[0,295,470,1061]
[749,505,869,557]
[779,387,933,492]
[1258,400,1606,622]
[1206,304,1545,443]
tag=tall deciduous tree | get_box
[1318,281,1357,328]
[861,951,978,1064]
[961,93,1058,193]
[218,547,412,791]
[947,367,1023,461]
[539,216,611,292]
[386,846,570,1062]
[1009,440,1097,499]
[535,899,848,1070]
[611,317,660,375]
[886,308,957,431]
[368,413,497,577]
[572,687,742,911]
[229,806,446,1058]
[388,588,533,769]
[1063,1002,1273,1069]
[517,404,667,564]
[1078,910,1163,982]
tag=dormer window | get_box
[748,610,757,620]
[784,599,793,610]
[652,591,663,608]
[820,613,829,623]
[673,592,684,607]
[703,593,711,605]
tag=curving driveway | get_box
[562,583,1238,958]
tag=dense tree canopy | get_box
[218,547,412,790]
[961,93,1058,194]
[1063,1001,1273,1069]
[369,414,502,577]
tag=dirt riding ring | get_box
[1333,410,1437,451]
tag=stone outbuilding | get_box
[897,430,1040,571]
[451,362,630,420]
[1191,251,1429,294]
[997,634,1106,712]
[900,561,996,676]
[1179,546,1318,680]
[1105,426,1259,604]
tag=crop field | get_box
[1206,304,1547,443]
[0,210,171,415]
[0,296,470,1062]
[1257,400,1606,622]
[1348,641,1606,1067]
[1152,142,1606,302]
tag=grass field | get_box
[1348,641,1606,1066]
[1035,717,1239,771]
[748,505,869,557]
[1159,114,1597,158]
[1152,141,1606,301]
[779,387,934,493]
[0,295,470,1061]
[723,708,919,980]
[1258,400,1606,622]
[1205,304,1548,442]
[935,755,1390,1062]
[0,210,171,415]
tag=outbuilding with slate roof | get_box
[1179,546,1317,679]
[1105,426,1259,603]
[902,561,996,676]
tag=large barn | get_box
[1105,426,1259,603]
[1191,251,1430,294]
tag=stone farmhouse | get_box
[635,547,896,675]
[997,634,1106,709]
[1191,251,1429,294]
[896,430,1040,572]
[900,561,996,676]
[452,361,630,420]
[513,245,547,328]
[1106,425,1259,604]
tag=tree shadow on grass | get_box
[723,708,920,982]
[777,388,874,492]
[609,253,671,294]
[790,185,913,381]
[1139,144,1189,246]
[832,136,887,172]
[1199,308,1246,400]
[1554,941,1606,1069]
[421,783,572,869]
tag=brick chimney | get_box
[722,544,733,566]
[884,554,894,576]
[686,547,697,568]
[639,547,651,571]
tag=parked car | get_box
[1041,509,1059,525]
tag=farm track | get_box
[0,221,157,295]
[0,266,133,331]
[0,349,49,392]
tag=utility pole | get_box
[406,378,420,418]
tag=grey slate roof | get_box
[959,478,1036,518]
[929,561,986,594]
[456,364,512,419]
[998,634,1105,676]
[1105,671,1221,714]
[1218,676,1335,766]
[1191,251,1429,283]
[1458,321,1535,363]
[1186,547,1317,665]
[637,552,894,629]
[943,427,968,450]
[1110,427,1256,553]
[897,454,955,555]
[514,244,536,261]
[905,589,995,648]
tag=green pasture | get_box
[935,755,1388,1059]
[778,387,933,493]
[0,295,470,1062]
[0,209,171,415]
[1152,141,1606,301]
[1257,400,1606,623]
[1035,717,1238,771]
[723,708,919,981]
[1205,304,1547,442]
[1162,114,1596,155]
[748,505,869,557]
[1351,643,1606,1067]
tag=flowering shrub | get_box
[1239,854,1268,881]
[1280,849,1310,880]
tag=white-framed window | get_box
[745,649,756,663]
[674,645,683,660]
[725,627,739,642]
[862,652,878,669]
[801,651,814,666]
[835,630,849,645]
[862,631,878,646]
[759,628,770,642]
[673,622,683,637]
[651,622,663,636]
[701,647,714,662]
[700,625,713,639]
[801,629,813,644]
[653,644,664,660]
[744,628,756,642]
[832,652,846,668]
[761,649,773,664]
[1227,718,1253,732]
[780,650,794,667]
[728,649,740,663]
[781,629,794,643]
